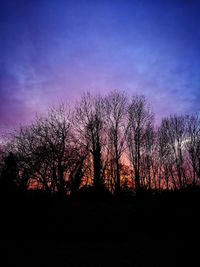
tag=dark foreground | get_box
[0,188,200,267]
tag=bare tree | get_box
[185,114,200,184]
[69,145,88,196]
[105,91,128,195]
[4,91,200,194]
[158,119,175,190]
[10,124,47,191]
[0,142,6,177]
[73,93,105,188]
[11,105,87,195]
[142,122,155,189]
[126,95,153,192]
[158,115,187,189]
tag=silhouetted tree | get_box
[126,95,153,192]
[74,93,105,188]
[185,114,200,184]
[11,105,87,195]
[105,91,128,195]
[158,115,187,189]
[0,144,5,177]
[3,91,200,195]
[158,121,173,190]
[69,148,88,196]
[142,122,155,189]
[0,152,18,192]
[11,123,52,192]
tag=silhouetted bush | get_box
[0,152,18,194]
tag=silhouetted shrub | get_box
[0,152,18,194]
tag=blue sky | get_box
[0,0,200,131]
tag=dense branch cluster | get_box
[1,91,200,195]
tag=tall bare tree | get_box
[158,119,175,190]
[126,95,153,192]
[185,114,200,184]
[142,122,155,189]
[73,93,105,188]
[105,91,128,195]
[158,115,187,189]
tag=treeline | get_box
[1,91,200,196]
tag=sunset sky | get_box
[0,0,200,132]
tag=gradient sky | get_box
[0,0,200,133]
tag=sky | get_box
[0,0,200,133]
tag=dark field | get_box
[0,189,199,267]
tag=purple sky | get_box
[0,0,200,133]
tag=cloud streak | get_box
[0,0,200,129]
